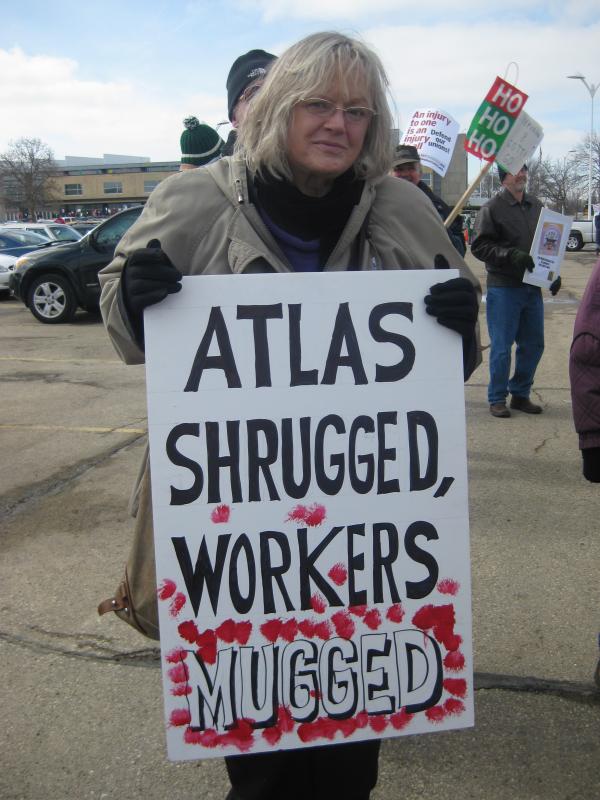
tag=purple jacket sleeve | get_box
[570,259,600,449]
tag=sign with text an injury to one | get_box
[144,270,474,761]
[465,76,528,161]
[401,108,460,177]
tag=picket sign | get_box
[400,108,460,177]
[144,270,475,762]
[464,77,528,161]
[445,75,529,229]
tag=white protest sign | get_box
[144,270,474,761]
[523,208,572,289]
[401,108,460,177]
[496,110,544,175]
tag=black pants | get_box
[225,739,381,800]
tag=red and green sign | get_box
[465,77,528,161]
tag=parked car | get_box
[566,218,597,252]
[0,229,54,258]
[9,205,143,323]
[2,222,82,243]
[0,253,17,296]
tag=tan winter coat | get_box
[98,155,481,638]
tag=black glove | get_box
[120,239,182,346]
[424,276,479,339]
[582,448,600,482]
[509,248,535,273]
[425,273,479,381]
[550,275,561,296]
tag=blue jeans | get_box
[486,285,544,404]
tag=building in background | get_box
[49,154,180,218]
[1,154,179,221]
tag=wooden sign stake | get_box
[445,160,493,228]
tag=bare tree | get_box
[524,152,545,199]
[538,156,584,215]
[570,133,600,208]
[0,137,59,220]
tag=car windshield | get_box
[49,226,81,241]
[0,230,47,246]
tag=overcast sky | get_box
[1,0,598,175]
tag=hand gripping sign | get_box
[144,270,474,761]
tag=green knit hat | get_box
[180,117,224,166]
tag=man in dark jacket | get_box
[471,164,561,418]
[392,144,466,257]
[222,49,276,156]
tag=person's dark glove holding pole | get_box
[119,239,182,349]
[425,254,479,380]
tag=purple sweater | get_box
[570,257,600,449]
[258,208,321,272]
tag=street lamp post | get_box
[567,73,598,219]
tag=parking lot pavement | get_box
[1,252,599,799]
[0,298,147,505]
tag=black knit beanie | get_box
[226,49,276,121]
[498,162,528,184]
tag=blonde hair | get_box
[237,31,393,182]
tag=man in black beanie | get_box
[222,48,276,155]
[471,163,561,418]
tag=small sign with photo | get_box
[523,209,572,289]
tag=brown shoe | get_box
[510,396,542,414]
[490,402,511,418]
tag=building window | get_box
[104,167,142,174]
[65,183,83,196]
[143,164,178,172]
[420,172,432,187]
[104,181,123,194]
[144,180,160,193]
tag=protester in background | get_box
[594,208,600,256]
[179,117,224,171]
[391,144,466,257]
[222,48,277,156]
[570,256,600,481]
[99,31,480,800]
[471,163,561,418]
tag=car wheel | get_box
[565,232,583,252]
[28,274,77,323]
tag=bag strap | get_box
[97,579,129,616]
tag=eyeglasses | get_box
[296,98,377,124]
[238,83,262,104]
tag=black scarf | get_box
[253,169,364,263]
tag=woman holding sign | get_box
[99,31,480,800]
